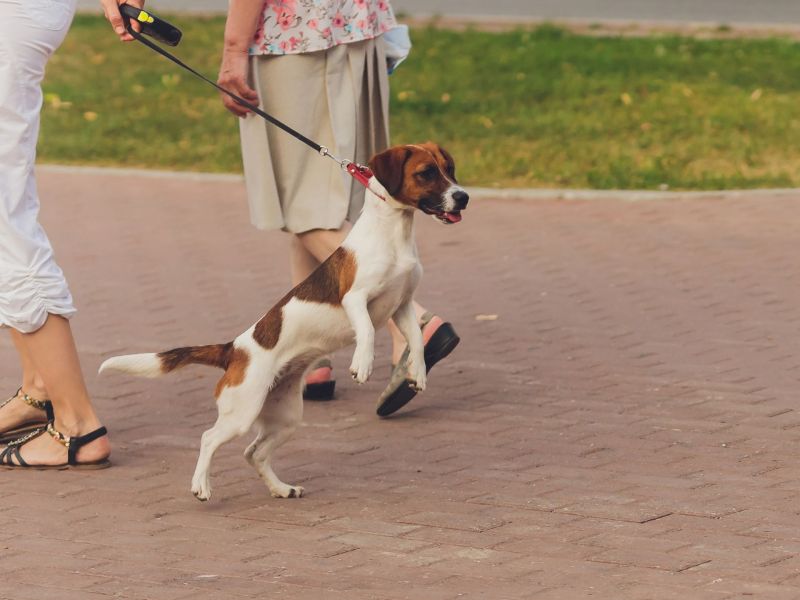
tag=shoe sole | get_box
[376,323,460,417]
[0,459,112,471]
[303,380,336,401]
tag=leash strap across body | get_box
[119,6,377,187]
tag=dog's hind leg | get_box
[191,361,274,502]
[247,370,305,498]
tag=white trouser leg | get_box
[0,0,77,333]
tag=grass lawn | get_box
[40,15,800,190]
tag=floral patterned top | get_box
[250,0,397,56]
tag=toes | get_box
[271,485,304,499]
[191,481,212,502]
[192,489,210,502]
[349,367,371,384]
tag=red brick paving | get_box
[2,169,800,598]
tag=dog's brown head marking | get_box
[368,142,469,224]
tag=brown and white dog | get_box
[99,142,468,501]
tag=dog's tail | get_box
[99,342,234,378]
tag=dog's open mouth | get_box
[433,210,462,224]
[419,200,461,225]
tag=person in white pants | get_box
[0,0,141,468]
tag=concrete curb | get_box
[37,163,800,201]
[72,5,800,36]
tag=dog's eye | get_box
[416,166,437,180]
[446,163,456,179]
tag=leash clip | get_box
[319,146,351,171]
[320,146,379,195]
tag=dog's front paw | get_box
[270,484,304,499]
[349,350,374,384]
[191,478,212,502]
[407,355,427,392]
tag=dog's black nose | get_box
[452,190,469,209]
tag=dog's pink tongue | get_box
[445,212,462,223]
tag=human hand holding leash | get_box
[218,0,263,117]
[218,49,258,118]
[100,0,144,41]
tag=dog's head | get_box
[368,142,469,224]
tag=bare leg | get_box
[10,330,48,398]
[295,224,351,264]
[5,315,109,465]
[290,235,321,286]
[0,331,50,433]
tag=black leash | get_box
[118,4,376,187]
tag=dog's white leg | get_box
[342,291,374,383]
[392,300,427,392]
[249,372,305,498]
[243,431,265,465]
[191,365,273,502]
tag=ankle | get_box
[21,378,48,400]
[421,315,444,345]
[53,415,103,437]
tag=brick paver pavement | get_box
[3,169,800,599]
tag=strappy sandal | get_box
[303,358,336,401]
[0,388,54,445]
[376,312,460,417]
[0,422,110,470]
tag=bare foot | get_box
[0,389,49,435]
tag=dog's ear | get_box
[369,146,411,196]
[437,145,457,182]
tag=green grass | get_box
[40,16,800,189]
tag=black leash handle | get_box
[119,4,181,46]
[119,3,324,155]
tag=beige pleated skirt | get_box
[239,37,390,233]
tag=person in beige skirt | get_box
[218,0,459,416]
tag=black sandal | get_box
[0,422,110,470]
[376,313,460,417]
[0,388,54,445]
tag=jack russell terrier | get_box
[99,142,469,501]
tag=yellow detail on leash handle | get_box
[118,3,182,46]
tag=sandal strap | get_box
[10,445,27,467]
[69,426,108,465]
[45,423,107,466]
[6,426,46,447]
[19,389,50,411]
[311,357,333,370]
[0,388,21,411]
[418,311,436,329]
[1,426,45,466]
[0,390,53,434]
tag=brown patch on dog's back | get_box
[295,247,357,305]
[253,297,289,350]
[214,347,250,398]
[253,248,357,350]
